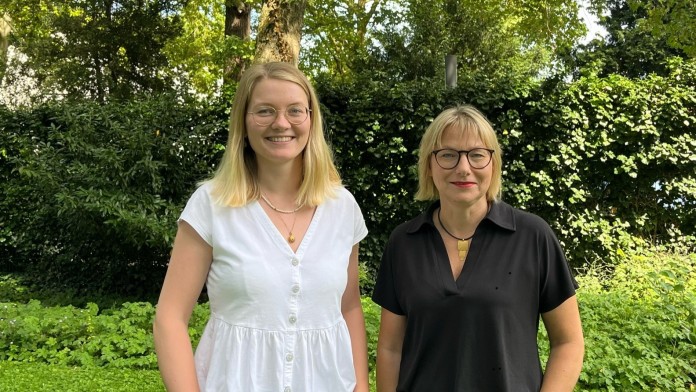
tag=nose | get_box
[455,152,472,173]
[271,110,292,128]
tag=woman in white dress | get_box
[153,62,369,392]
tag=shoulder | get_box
[387,204,434,243]
[390,217,419,238]
[334,185,356,200]
[326,185,361,207]
[185,181,214,207]
[513,207,552,232]
[489,200,553,235]
[187,181,254,213]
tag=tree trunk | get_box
[223,1,252,84]
[0,14,11,81]
[255,0,307,65]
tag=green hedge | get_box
[1,59,694,296]
[321,58,696,286]
[1,249,694,390]
[0,96,226,297]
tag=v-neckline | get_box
[253,200,323,258]
[433,227,480,291]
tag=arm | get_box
[153,221,213,392]
[341,244,370,392]
[540,295,584,392]
[376,308,406,392]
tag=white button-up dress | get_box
[180,183,368,392]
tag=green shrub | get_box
[362,296,380,389]
[0,300,210,369]
[317,59,696,287]
[575,250,696,391]
[0,361,163,392]
[1,58,694,296]
[1,246,695,391]
[0,97,226,297]
[0,275,31,303]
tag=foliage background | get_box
[2,58,694,295]
[1,0,695,390]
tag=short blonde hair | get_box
[415,105,502,201]
[207,62,341,207]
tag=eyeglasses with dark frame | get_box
[432,148,494,170]
[247,105,312,126]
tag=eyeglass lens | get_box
[434,148,492,169]
[250,106,309,126]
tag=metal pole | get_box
[445,55,457,88]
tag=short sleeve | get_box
[371,233,405,315]
[179,184,214,246]
[352,203,368,245]
[342,188,368,245]
[538,223,578,313]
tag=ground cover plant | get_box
[1,247,694,391]
[0,362,163,392]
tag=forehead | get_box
[249,78,309,105]
[438,125,484,147]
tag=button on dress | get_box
[180,183,368,392]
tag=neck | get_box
[437,198,489,237]
[257,158,303,195]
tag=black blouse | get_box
[372,201,578,392]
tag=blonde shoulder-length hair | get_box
[206,62,341,207]
[415,105,503,202]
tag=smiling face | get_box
[245,78,311,168]
[430,126,493,209]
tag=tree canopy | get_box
[0,0,603,102]
[1,0,185,102]
[571,0,692,79]
[0,0,693,103]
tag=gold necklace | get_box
[437,208,474,261]
[260,193,303,214]
[277,212,297,243]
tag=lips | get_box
[452,181,476,187]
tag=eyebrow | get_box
[249,101,308,108]
[437,145,488,150]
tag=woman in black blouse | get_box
[372,105,584,391]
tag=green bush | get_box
[574,251,696,391]
[0,362,163,392]
[319,58,696,284]
[1,247,695,390]
[0,97,226,297]
[362,296,380,389]
[1,58,694,296]
[0,300,209,369]
[512,58,696,268]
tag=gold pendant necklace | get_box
[437,208,474,261]
[260,192,300,243]
[277,212,297,243]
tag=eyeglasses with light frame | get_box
[247,105,312,126]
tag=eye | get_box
[469,149,489,160]
[438,150,458,159]
[254,107,275,117]
[287,106,305,117]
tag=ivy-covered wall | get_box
[1,59,694,297]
